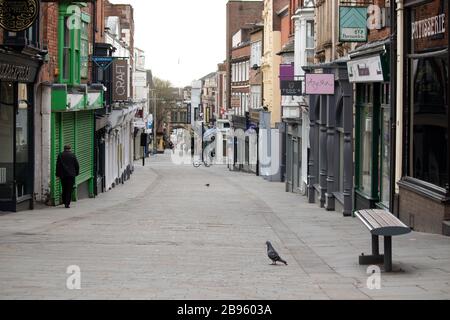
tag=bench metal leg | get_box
[384,236,392,272]
[372,235,379,256]
[359,235,384,265]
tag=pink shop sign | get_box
[305,74,335,95]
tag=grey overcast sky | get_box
[109,0,229,88]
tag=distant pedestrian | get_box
[56,145,80,209]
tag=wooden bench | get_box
[355,209,411,272]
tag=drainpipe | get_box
[389,0,397,214]
[331,0,336,61]
[395,0,404,195]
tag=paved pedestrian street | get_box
[1,154,450,300]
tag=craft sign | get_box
[112,60,128,101]
[0,0,39,32]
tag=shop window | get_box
[380,83,391,207]
[81,19,90,79]
[356,82,391,208]
[357,84,374,197]
[409,56,448,188]
[0,82,14,200]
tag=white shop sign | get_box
[347,55,384,83]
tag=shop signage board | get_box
[339,6,368,42]
[305,74,335,95]
[280,64,294,81]
[0,53,38,82]
[280,80,303,96]
[410,1,447,53]
[347,55,384,83]
[0,0,39,32]
[411,13,446,40]
[112,60,128,101]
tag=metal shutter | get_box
[75,111,93,185]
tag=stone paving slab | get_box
[0,154,449,299]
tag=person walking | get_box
[56,145,80,208]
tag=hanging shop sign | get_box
[347,55,384,83]
[339,6,368,42]
[280,64,294,81]
[0,0,39,32]
[112,60,128,101]
[305,74,335,95]
[280,80,303,96]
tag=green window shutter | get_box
[75,111,94,185]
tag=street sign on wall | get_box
[339,6,368,42]
[112,60,128,101]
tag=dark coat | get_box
[56,151,80,179]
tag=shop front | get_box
[398,0,449,235]
[303,60,353,216]
[347,39,392,212]
[0,52,40,212]
[50,84,104,206]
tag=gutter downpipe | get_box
[395,0,404,199]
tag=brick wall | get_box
[105,0,135,97]
[226,1,264,109]
[281,14,290,46]
[232,44,251,60]
[273,0,289,32]
[40,2,59,84]
[367,0,390,42]
[399,187,449,235]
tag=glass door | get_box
[15,83,33,201]
[0,82,14,202]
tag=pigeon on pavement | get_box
[266,241,288,265]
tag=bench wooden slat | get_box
[355,209,411,236]
[359,210,382,230]
[367,210,395,228]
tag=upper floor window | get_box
[251,41,262,67]
[59,4,91,85]
[306,20,315,66]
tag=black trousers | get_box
[61,177,75,207]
